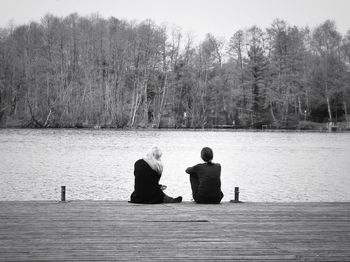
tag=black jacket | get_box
[130,159,165,204]
[186,163,224,203]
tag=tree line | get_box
[0,14,349,129]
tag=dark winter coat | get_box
[186,163,224,204]
[130,159,165,204]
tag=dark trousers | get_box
[190,174,199,200]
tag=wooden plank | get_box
[0,201,349,261]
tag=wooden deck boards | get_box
[0,201,349,261]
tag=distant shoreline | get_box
[1,126,349,133]
[2,120,349,132]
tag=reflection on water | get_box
[0,129,349,201]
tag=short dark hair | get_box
[201,147,213,162]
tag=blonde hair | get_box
[143,146,163,174]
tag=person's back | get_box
[186,147,224,204]
[131,159,164,204]
[130,146,182,204]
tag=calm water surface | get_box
[0,129,349,201]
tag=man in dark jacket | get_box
[186,147,224,204]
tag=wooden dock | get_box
[0,201,349,261]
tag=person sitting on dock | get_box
[186,147,224,204]
[130,146,182,204]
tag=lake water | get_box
[0,129,349,202]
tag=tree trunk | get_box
[130,91,140,128]
[44,109,52,127]
[326,95,332,122]
[156,73,167,128]
[298,97,303,116]
[129,80,140,127]
[343,100,349,125]
[270,102,276,123]
[142,79,149,127]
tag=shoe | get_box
[173,196,182,203]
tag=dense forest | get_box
[0,14,349,129]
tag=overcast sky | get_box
[0,0,349,41]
